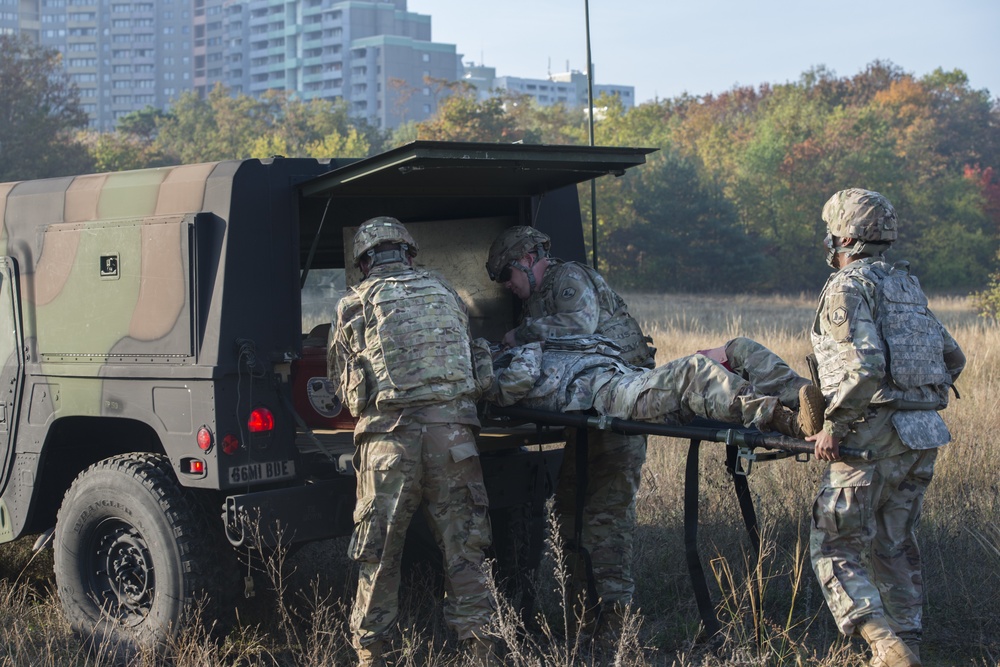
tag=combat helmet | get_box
[352,216,418,269]
[822,188,898,243]
[486,226,551,282]
[822,188,897,267]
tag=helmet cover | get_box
[352,216,418,267]
[822,188,898,243]
[486,226,551,281]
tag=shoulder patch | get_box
[823,289,860,342]
[560,286,576,300]
[830,306,848,327]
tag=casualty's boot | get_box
[767,405,809,439]
[355,639,388,667]
[858,616,921,667]
[798,384,825,436]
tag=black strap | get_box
[684,439,721,638]
[727,444,762,646]
[726,445,761,559]
[573,427,600,615]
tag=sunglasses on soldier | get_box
[498,264,513,283]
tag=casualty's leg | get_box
[723,336,812,407]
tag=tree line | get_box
[3,33,998,296]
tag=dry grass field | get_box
[0,293,996,666]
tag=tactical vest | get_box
[812,260,951,410]
[345,268,477,412]
[546,261,656,368]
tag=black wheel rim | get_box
[88,518,155,627]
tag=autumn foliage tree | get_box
[61,59,1000,297]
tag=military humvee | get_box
[0,141,651,649]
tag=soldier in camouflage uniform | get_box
[485,335,821,438]
[330,218,496,666]
[805,190,965,667]
[486,227,656,640]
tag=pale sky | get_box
[408,0,1000,104]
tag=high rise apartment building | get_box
[201,0,463,129]
[5,0,461,130]
[463,63,635,112]
[4,1,632,132]
[6,0,192,130]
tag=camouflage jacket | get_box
[328,264,479,434]
[811,257,963,444]
[512,259,655,368]
[486,336,637,412]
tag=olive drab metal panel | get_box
[0,258,23,507]
[35,214,196,364]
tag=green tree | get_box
[79,105,173,172]
[303,128,370,158]
[117,105,169,142]
[78,132,158,172]
[0,34,93,181]
[416,89,541,143]
[152,85,385,163]
[593,148,757,291]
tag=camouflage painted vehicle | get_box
[0,141,651,650]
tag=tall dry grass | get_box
[0,293,996,666]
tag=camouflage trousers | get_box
[349,423,494,647]
[555,428,646,611]
[722,337,811,408]
[810,410,936,636]
[603,353,781,430]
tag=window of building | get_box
[421,53,429,62]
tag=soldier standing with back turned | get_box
[485,226,656,646]
[329,217,496,666]
[806,190,965,667]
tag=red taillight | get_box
[248,407,274,433]
[197,426,213,451]
[188,459,205,474]
[222,434,240,455]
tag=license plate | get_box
[228,460,296,485]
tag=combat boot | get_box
[798,384,825,436]
[858,616,921,667]
[355,639,388,667]
[767,405,810,439]
[593,604,625,657]
[896,630,922,664]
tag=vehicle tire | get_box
[54,452,230,657]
